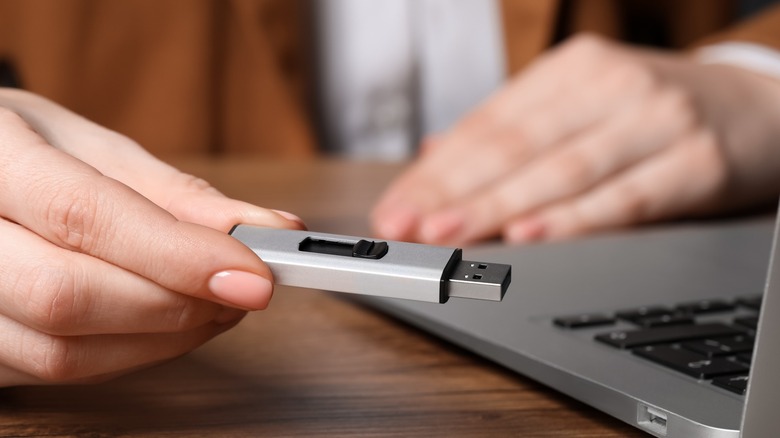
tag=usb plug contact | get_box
[447,260,512,301]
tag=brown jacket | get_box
[0,0,778,158]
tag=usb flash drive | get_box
[229,225,512,303]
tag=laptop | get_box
[355,205,780,437]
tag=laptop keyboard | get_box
[553,296,762,395]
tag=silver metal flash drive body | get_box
[229,225,511,303]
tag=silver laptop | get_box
[358,205,780,437]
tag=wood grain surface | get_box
[0,157,646,437]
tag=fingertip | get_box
[504,217,548,243]
[166,191,307,233]
[419,210,464,244]
[372,205,420,241]
[208,270,274,310]
[271,209,307,230]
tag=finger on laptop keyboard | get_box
[504,130,726,241]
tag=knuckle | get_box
[655,86,699,128]
[556,36,658,96]
[164,173,222,214]
[481,191,513,223]
[176,173,220,195]
[164,296,213,332]
[23,334,82,382]
[20,263,83,335]
[538,33,613,75]
[0,106,21,123]
[0,107,41,139]
[580,183,648,227]
[0,107,29,127]
[688,132,729,194]
[612,185,650,224]
[606,61,658,94]
[562,33,611,56]
[554,152,593,189]
[44,182,103,251]
[105,131,142,150]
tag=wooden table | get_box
[0,157,645,437]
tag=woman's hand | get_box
[372,34,780,245]
[0,88,304,386]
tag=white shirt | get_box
[315,0,504,160]
[315,1,780,161]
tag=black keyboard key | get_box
[634,345,749,379]
[682,335,754,357]
[737,353,753,364]
[736,296,762,311]
[553,313,615,329]
[634,314,695,328]
[716,335,755,354]
[595,323,744,349]
[734,316,759,330]
[676,299,735,315]
[615,306,675,323]
[712,374,750,395]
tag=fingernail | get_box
[505,218,547,243]
[272,209,306,227]
[375,206,419,241]
[420,210,464,243]
[208,270,273,310]
[214,307,248,324]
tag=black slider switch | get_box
[298,236,388,259]
[352,240,388,259]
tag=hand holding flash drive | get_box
[229,225,512,303]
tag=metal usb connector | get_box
[229,225,512,303]
[447,260,511,301]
